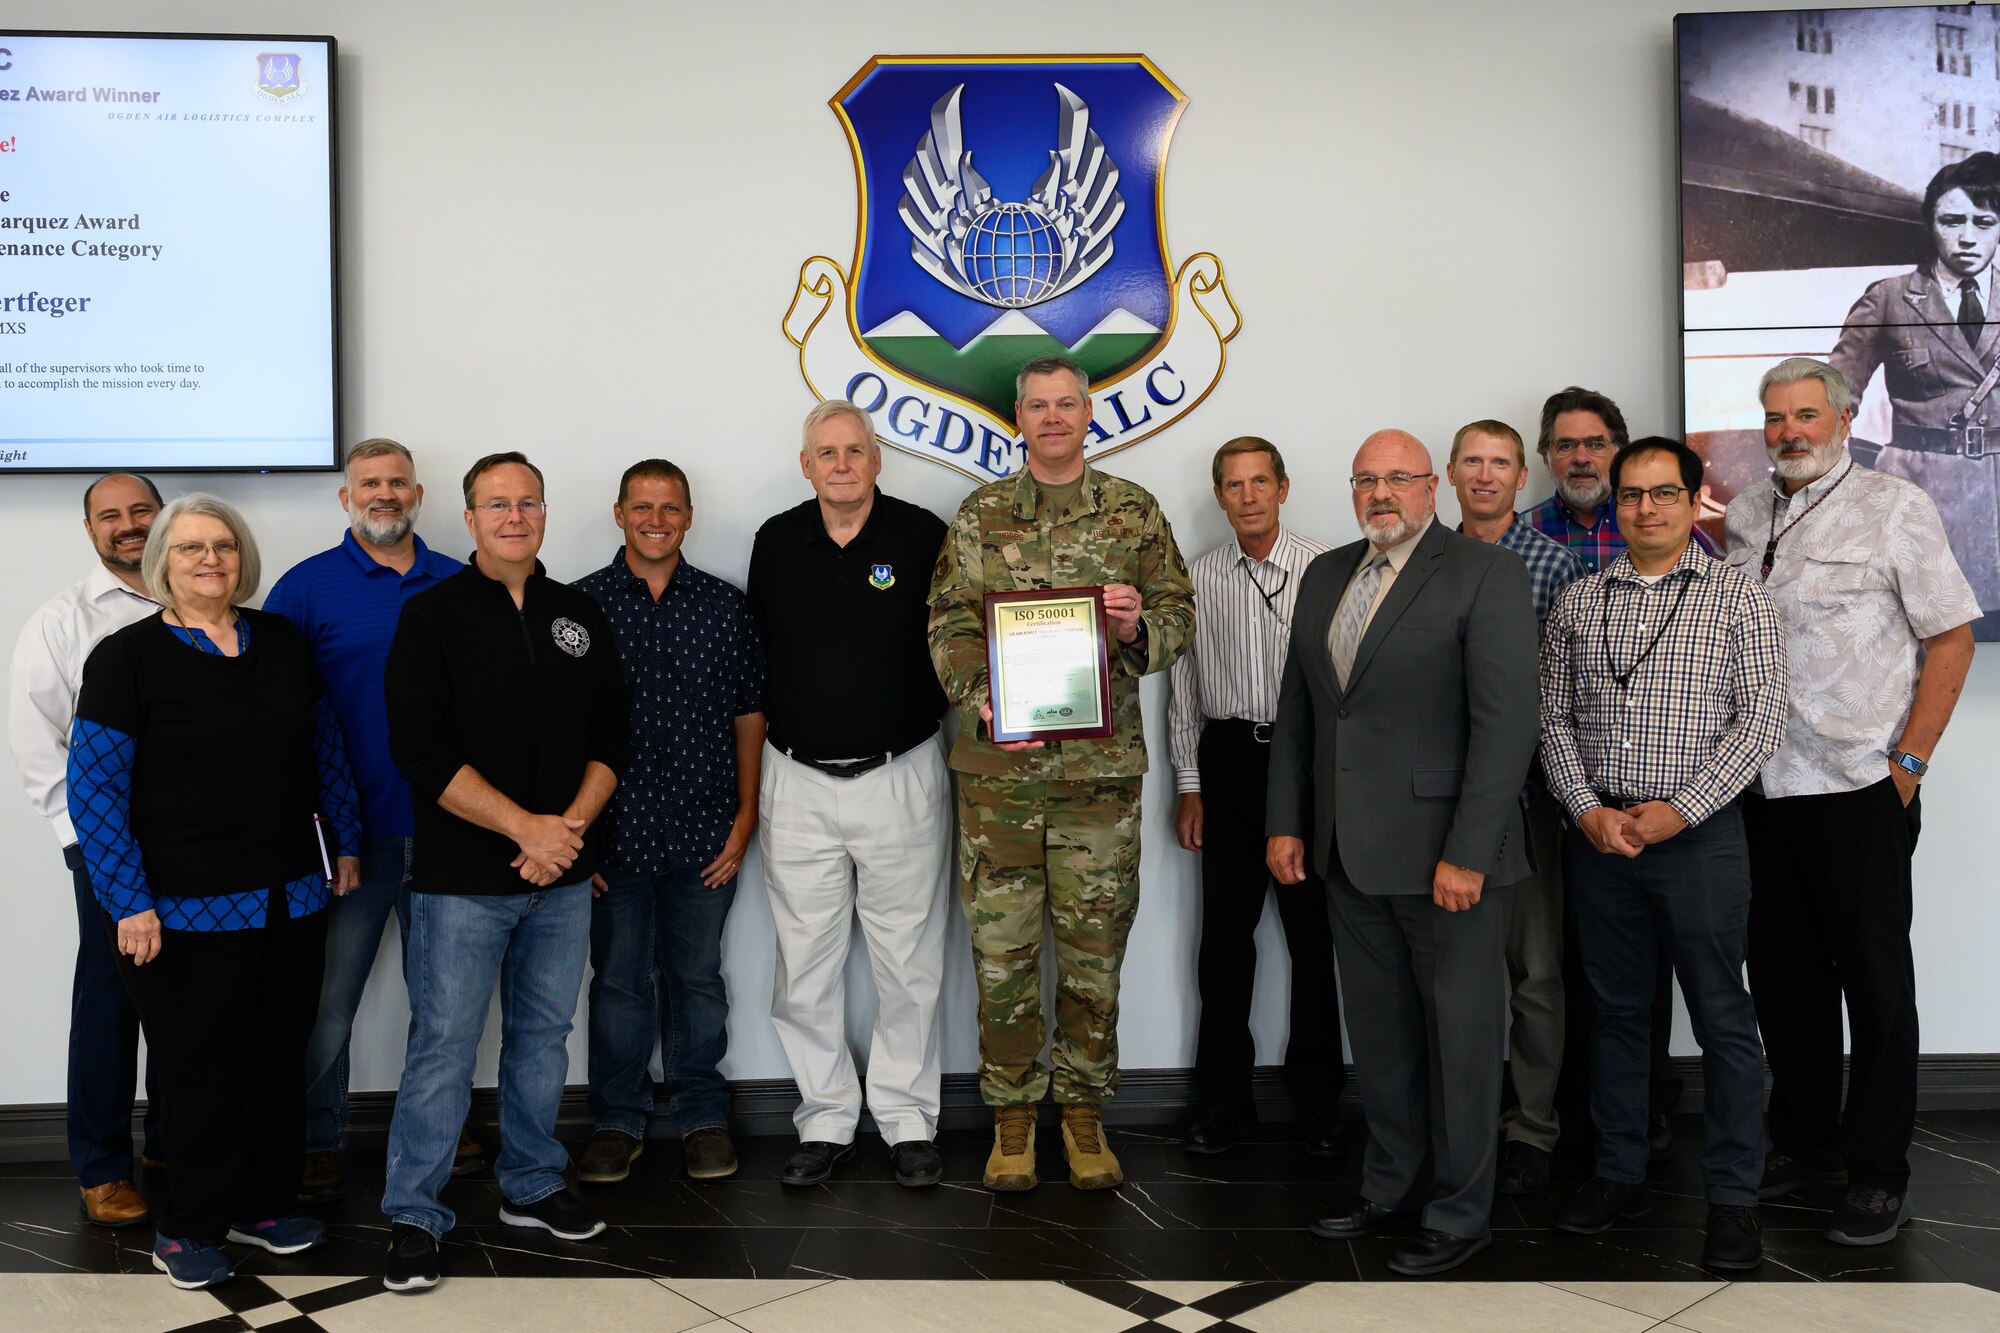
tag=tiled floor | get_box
[6,1110,2000,1331]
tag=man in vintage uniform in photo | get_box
[748,401,952,1189]
[928,354,1194,1193]
[1267,429,1539,1276]
[1830,151,2000,632]
[1167,436,1346,1158]
[1445,419,1588,1197]
[573,460,766,1187]
[1541,437,1787,1274]
[1729,359,1978,1246]
[8,473,165,1229]
[262,439,482,1205]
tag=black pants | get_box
[66,845,159,1186]
[1555,822,1682,1142]
[107,889,326,1240]
[1746,779,1921,1192]
[1191,721,1346,1116]
[1568,804,1765,1205]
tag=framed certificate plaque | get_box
[983,587,1116,744]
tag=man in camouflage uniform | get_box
[928,355,1194,1193]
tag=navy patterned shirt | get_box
[574,551,764,873]
[1480,514,1590,630]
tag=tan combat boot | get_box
[983,1104,1038,1192]
[1061,1103,1123,1190]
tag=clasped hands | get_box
[1577,800,1686,858]
[512,812,588,886]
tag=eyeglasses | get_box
[1347,471,1434,492]
[474,499,548,517]
[1613,485,1689,507]
[167,539,241,560]
[1551,436,1613,457]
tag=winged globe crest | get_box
[897,83,1125,309]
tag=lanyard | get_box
[1599,573,1693,691]
[1762,458,1853,581]
[1242,558,1290,620]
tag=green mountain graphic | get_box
[864,308,1162,420]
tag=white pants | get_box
[758,737,951,1145]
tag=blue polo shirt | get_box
[574,549,764,874]
[265,531,462,837]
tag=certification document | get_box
[983,587,1114,743]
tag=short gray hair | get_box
[1758,356,1852,417]
[801,399,875,450]
[344,437,415,480]
[1015,355,1089,404]
[142,494,262,610]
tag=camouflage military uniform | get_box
[928,465,1194,1105]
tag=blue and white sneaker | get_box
[152,1235,235,1289]
[227,1215,327,1255]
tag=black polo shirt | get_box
[747,488,948,762]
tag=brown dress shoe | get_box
[1060,1104,1123,1191]
[80,1180,149,1228]
[299,1151,344,1205]
[983,1105,1038,1192]
[451,1126,486,1177]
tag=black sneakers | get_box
[1703,1204,1763,1271]
[498,1187,606,1241]
[1825,1185,1911,1246]
[383,1223,440,1293]
[1758,1150,1846,1201]
[1551,1178,1649,1234]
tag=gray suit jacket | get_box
[1266,520,1540,894]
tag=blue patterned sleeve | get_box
[67,719,154,921]
[735,600,766,716]
[313,696,364,859]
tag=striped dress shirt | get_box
[1539,542,1789,827]
[1168,525,1331,793]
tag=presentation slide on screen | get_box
[0,33,336,473]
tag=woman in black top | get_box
[69,494,362,1291]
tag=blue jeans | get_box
[302,836,413,1154]
[382,885,590,1238]
[587,865,736,1138]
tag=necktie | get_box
[1328,553,1388,689]
[1961,278,1984,349]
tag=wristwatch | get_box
[1887,750,1929,778]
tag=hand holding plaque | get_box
[983,588,1116,744]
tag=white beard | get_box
[1556,473,1611,511]
[1768,440,1843,484]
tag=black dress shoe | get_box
[1702,1204,1762,1272]
[779,1140,854,1187]
[1309,1197,1420,1239]
[1496,1140,1551,1196]
[1551,1177,1649,1234]
[1300,1108,1345,1159]
[890,1139,944,1187]
[1389,1227,1492,1276]
[1759,1150,1846,1201]
[1648,1112,1676,1163]
[1182,1109,1244,1155]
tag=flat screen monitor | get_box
[0,30,338,474]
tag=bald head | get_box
[1349,428,1438,548]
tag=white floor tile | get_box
[659,1277,835,1317]
[1230,1281,1659,1333]
[242,1299,305,1328]
[1667,1281,2000,1333]
[1,1273,227,1333]
[310,1276,716,1333]
[260,1273,366,1298]
[1134,1279,1238,1305]
[727,1279,1146,1333]
[1543,1280,1726,1320]
[1152,1306,1222,1332]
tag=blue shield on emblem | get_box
[834,58,1184,422]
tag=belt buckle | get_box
[1967,424,1987,460]
[1251,722,1272,743]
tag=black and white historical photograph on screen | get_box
[1681,3,2000,637]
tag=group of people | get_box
[6,353,1974,1293]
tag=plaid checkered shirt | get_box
[1480,515,1589,629]
[1539,542,1789,827]
[1524,493,1718,576]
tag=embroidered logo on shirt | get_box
[551,616,591,658]
[869,563,896,590]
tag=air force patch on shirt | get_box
[551,616,591,657]
[869,563,896,590]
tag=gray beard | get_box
[1557,474,1610,511]
[350,506,415,546]
[1365,509,1418,545]
[1769,442,1842,484]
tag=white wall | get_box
[4,0,1995,1106]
